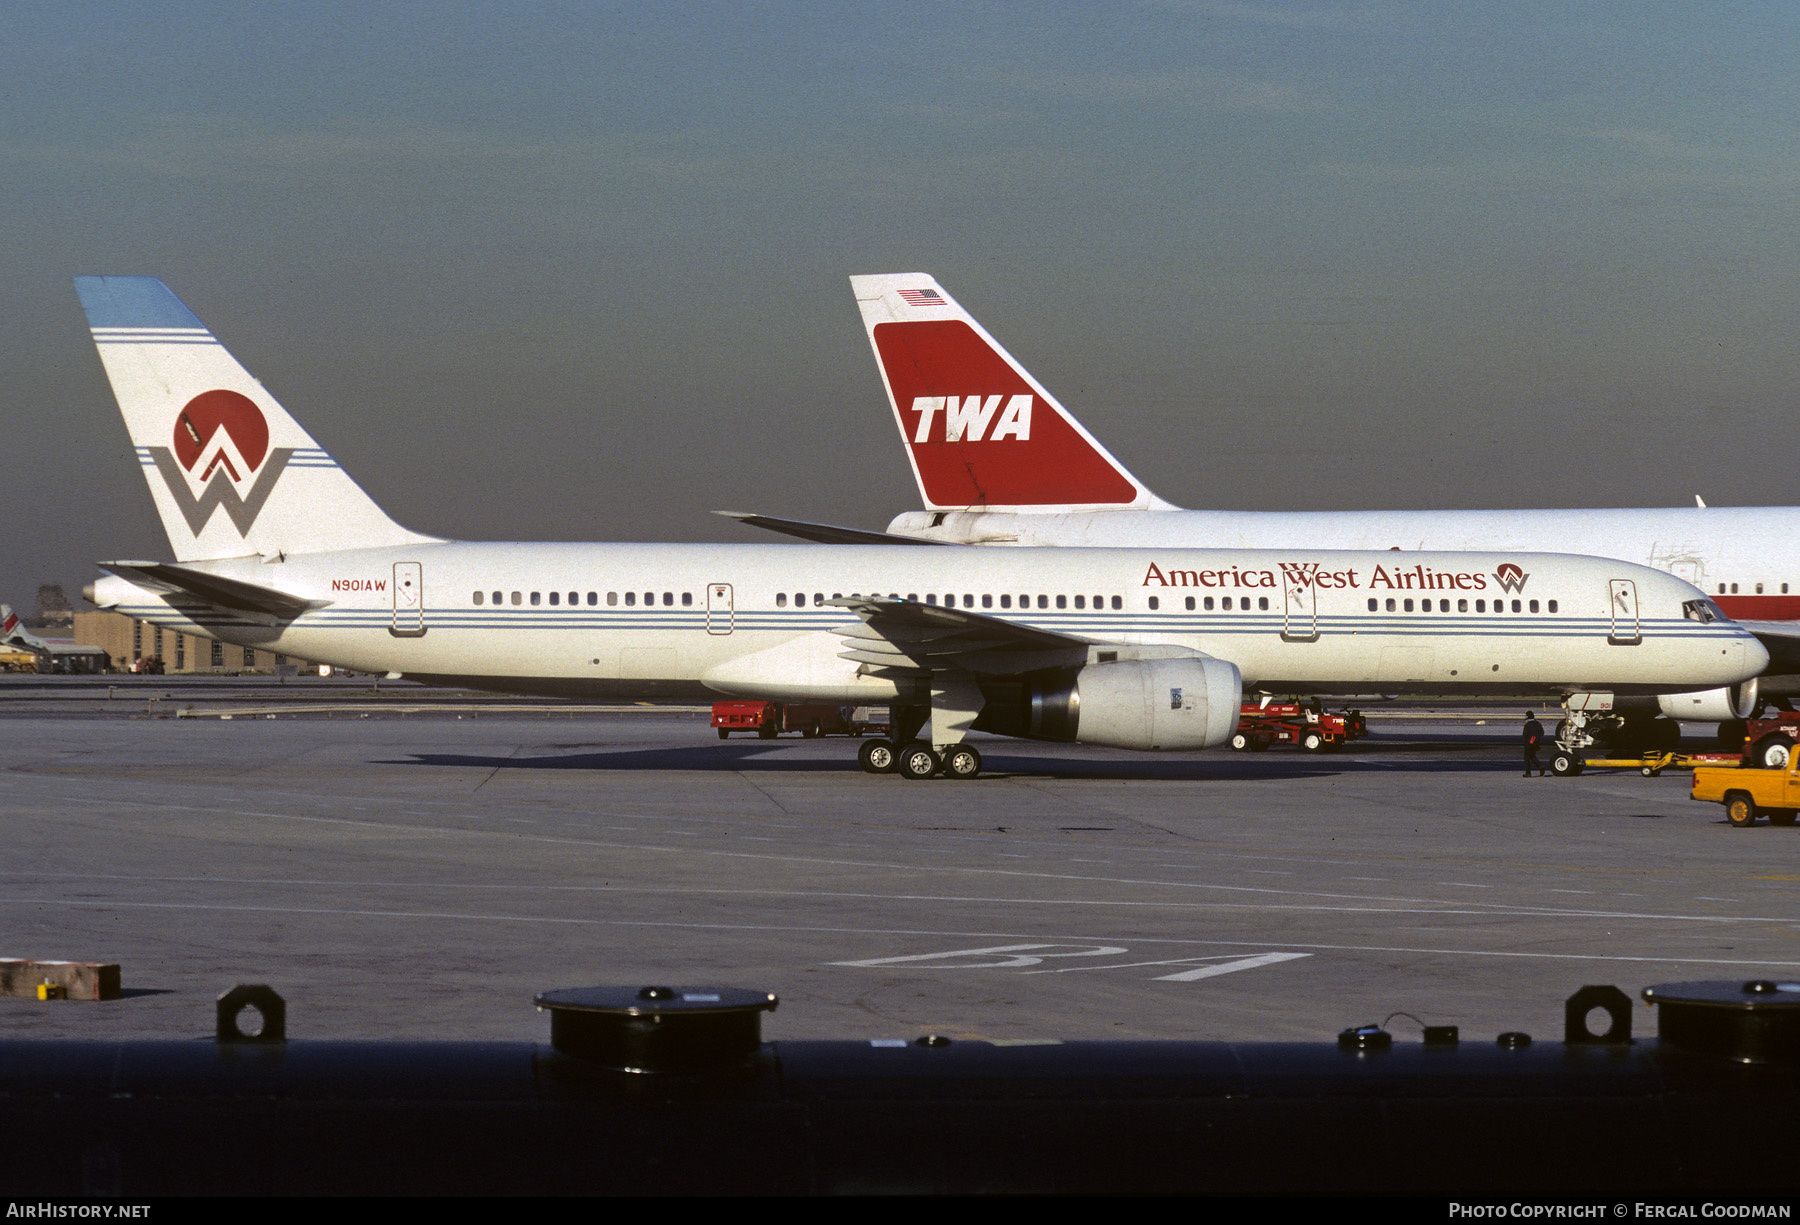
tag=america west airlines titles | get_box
[1140,561,1527,593]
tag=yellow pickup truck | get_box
[1691,758,1799,827]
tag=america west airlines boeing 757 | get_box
[76,277,1764,780]
[718,272,1800,749]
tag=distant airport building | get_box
[69,610,305,675]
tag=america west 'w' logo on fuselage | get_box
[1494,563,1529,594]
[148,389,293,536]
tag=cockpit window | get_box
[1683,598,1726,624]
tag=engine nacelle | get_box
[1657,679,1761,723]
[987,658,1242,751]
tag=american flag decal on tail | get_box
[898,288,945,308]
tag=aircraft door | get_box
[1281,571,1319,642]
[391,562,425,637]
[706,582,734,635]
[1608,579,1640,645]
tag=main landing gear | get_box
[855,704,985,780]
[857,738,984,780]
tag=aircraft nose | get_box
[1743,632,1771,677]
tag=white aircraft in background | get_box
[729,272,1800,747]
[75,276,1764,779]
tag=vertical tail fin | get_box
[75,277,439,561]
[849,273,1165,511]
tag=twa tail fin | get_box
[74,277,438,561]
[849,273,1165,512]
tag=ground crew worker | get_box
[1523,711,1546,777]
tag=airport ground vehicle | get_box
[1228,698,1365,753]
[74,276,1770,781]
[712,701,884,740]
[1691,753,1800,826]
[1735,712,1800,768]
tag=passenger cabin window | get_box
[511,591,522,606]
[1457,599,1467,612]
[1000,594,1011,609]
[1148,596,1159,610]
[608,592,618,606]
[1203,597,1214,610]
[1529,600,1539,613]
[1403,599,1414,612]
[1476,599,1485,612]
[1511,599,1522,612]
[1112,596,1123,610]
[1187,596,1197,611]
[625,592,636,606]
[1056,595,1067,609]
[473,591,483,605]
[796,593,807,607]
[926,594,938,605]
[549,592,559,605]
[1257,597,1267,611]
[982,594,993,609]
[588,592,598,605]
[1367,598,1377,612]
[493,591,503,605]
[1547,600,1558,613]
[530,592,541,606]
[776,593,788,607]
[963,595,974,608]
[1222,597,1233,610]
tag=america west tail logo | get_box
[148,390,293,536]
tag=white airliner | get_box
[724,272,1800,736]
[75,276,1765,779]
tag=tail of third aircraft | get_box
[75,276,439,562]
[850,273,1168,513]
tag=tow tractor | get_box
[1228,697,1367,753]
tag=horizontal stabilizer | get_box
[99,561,328,620]
[714,511,949,546]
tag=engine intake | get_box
[982,657,1242,751]
[1657,679,1760,723]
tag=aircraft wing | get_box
[829,596,1093,678]
[714,511,949,547]
[1736,621,1800,675]
[98,561,329,620]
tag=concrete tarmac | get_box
[1,676,1793,1049]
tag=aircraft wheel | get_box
[943,745,982,780]
[1726,792,1760,827]
[858,738,898,775]
[1230,732,1251,752]
[1301,731,1326,753]
[1550,751,1583,777]
[1769,808,1798,827]
[897,741,941,780]
[1754,737,1792,770]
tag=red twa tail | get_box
[850,274,1163,512]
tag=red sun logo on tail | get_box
[149,390,293,537]
[173,390,269,477]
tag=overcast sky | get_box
[4,2,1799,602]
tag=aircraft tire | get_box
[897,742,941,780]
[943,745,982,780]
[858,739,898,775]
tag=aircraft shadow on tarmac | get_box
[381,740,1534,781]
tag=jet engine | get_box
[979,657,1242,751]
[1657,678,1760,723]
